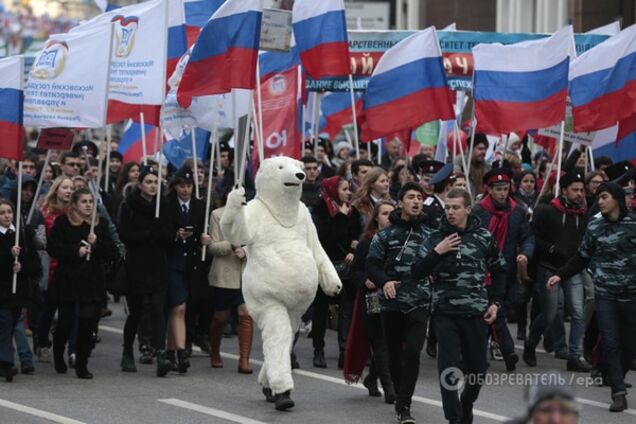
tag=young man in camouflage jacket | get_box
[412,188,506,424]
[547,182,636,413]
[366,182,434,424]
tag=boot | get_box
[208,318,225,368]
[52,342,67,374]
[177,349,190,374]
[275,390,294,411]
[523,341,537,367]
[166,350,178,372]
[363,373,381,397]
[121,352,137,372]
[237,315,253,374]
[0,362,18,382]
[156,350,173,377]
[609,394,627,412]
[313,349,326,368]
[75,318,94,379]
[262,387,277,403]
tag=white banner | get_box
[24,25,113,128]
[73,0,168,107]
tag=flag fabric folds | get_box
[0,56,24,161]
[177,0,263,108]
[184,0,224,45]
[163,127,211,168]
[361,28,454,141]
[118,120,159,163]
[292,0,351,79]
[569,24,636,132]
[472,26,574,135]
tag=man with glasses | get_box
[59,152,82,178]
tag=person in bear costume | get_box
[221,156,342,411]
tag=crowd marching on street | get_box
[0,1,635,424]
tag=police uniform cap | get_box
[603,161,635,187]
[429,163,454,186]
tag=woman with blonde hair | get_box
[351,167,392,225]
[36,176,74,363]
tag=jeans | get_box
[13,312,33,364]
[595,298,636,396]
[436,314,489,423]
[0,308,20,365]
[527,266,585,358]
[382,308,429,412]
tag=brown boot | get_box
[237,315,253,374]
[208,318,225,368]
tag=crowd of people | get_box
[0,130,634,424]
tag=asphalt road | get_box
[0,301,634,424]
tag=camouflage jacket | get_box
[557,212,636,302]
[366,210,433,313]
[412,215,507,317]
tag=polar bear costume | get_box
[220,156,342,408]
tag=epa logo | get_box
[440,367,465,391]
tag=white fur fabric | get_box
[220,157,342,395]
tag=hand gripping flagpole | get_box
[12,162,22,294]
[348,74,360,159]
[202,125,218,262]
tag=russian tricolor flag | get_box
[0,56,24,161]
[292,0,351,79]
[184,0,224,45]
[118,120,159,164]
[473,26,575,135]
[177,0,263,108]
[167,1,188,80]
[570,24,636,132]
[361,28,454,141]
[320,92,362,139]
[592,123,636,166]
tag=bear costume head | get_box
[255,156,306,226]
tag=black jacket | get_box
[119,189,172,294]
[312,200,362,262]
[0,227,37,309]
[47,215,116,303]
[163,192,206,275]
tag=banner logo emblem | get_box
[112,15,140,58]
[31,40,69,80]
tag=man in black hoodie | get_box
[412,188,506,424]
[366,182,433,424]
[524,171,591,372]
[547,182,636,412]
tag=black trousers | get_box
[123,291,166,355]
[436,314,489,423]
[382,308,429,411]
[312,284,355,352]
[54,302,99,371]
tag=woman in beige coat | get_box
[207,205,253,373]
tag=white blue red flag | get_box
[118,120,159,163]
[569,24,636,132]
[292,0,350,79]
[320,91,362,139]
[177,0,263,108]
[184,0,224,45]
[472,26,575,135]
[361,28,454,141]
[0,56,24,161]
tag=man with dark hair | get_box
[547,182,636,412]
[412,188,506,424]
[300,156,321,209]
[524,171,591,372]
[424,162,454,228]
[593,155,613,172]
[59,151,82,178]
[455,134,490,198]
[351,159,373,191]
[472,166,535,372]
[367,181,433,424]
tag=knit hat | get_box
[526,372,578,417]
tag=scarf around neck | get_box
[321,176,349,218]
[480,195,517,251]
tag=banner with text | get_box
[307,30,609,91]
[24,25,112,128]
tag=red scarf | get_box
[479,195,517,251]
[550,197,586,216]
[343,289,370,384]
[321,176,349,217]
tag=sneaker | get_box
[20,362,35,375]
[299,320,312,335]
[489,341,503,361]
[397,408,416,424]
[609,394,627,412]
[37,347,51,363]
[139,346,154,365]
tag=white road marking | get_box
[158,398,267,424]
[576,397,636,415]
[0,399,86,424]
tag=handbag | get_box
[105,257,128,296]
[332,260,351,281]
[365,291,382,314]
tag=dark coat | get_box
[47,215,116,303]
[163,192,206,275]
[119,189,172,294]
[0,227,36,309]
[312,199,362,262]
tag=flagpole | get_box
[348,74,360,159]
[454,122,472,199]
[377,138,382,165]
[27,150,51,226]
[215,133,222,175]
[233,90,239,184]
[255,57,265,163]
[12,162,22,294]
[87,153,103,261]
[140,112,148,166]
[554,120,566,198]
[238,94,253,188]
[465,117,477,196]
[452,121,458,163]
[202,125,217,262]
[104,125,112,193]
[311,92,319,157]
[155,127,163,218]
[587,146,595,171]
[534,152,558,209]
[251,98,264,163]
[191,128,200,199]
